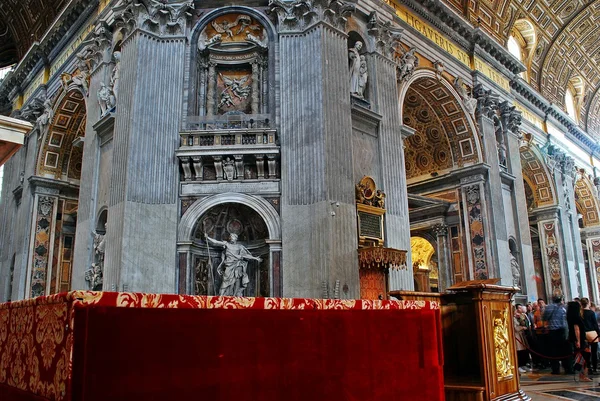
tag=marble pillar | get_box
[506,136,537,300]
[477,112,506,283]
[103,19,189,293]
[278,18,358,298]
[372,51,413,291]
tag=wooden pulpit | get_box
[392,280,531,401]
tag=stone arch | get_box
[399,70,483,181]
[187,6,276,120]
[574,172,600,228]
[519,144,557,209]
[36,89,86,180]
[179,193,281,242]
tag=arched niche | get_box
[519,145,557,209]
[399,70,483,182]
[188,7,277,121]
[574,173,600,228]
[178,193,281,297]
[36,89,86,181]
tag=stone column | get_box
[583,231,600,303]
[103,1,194,293]
[532,206,568,298]
[432,223,451,292]
[506,137,537,300]
[367,21,413,291]
[206,61,216,116]
[460,175,494,281]
[548,152,588,299]
[273,1,359,298]
[251,59,260,114]
[72,27,113,290]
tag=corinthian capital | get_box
[268,0,356,32]
[114,0,194,36]
[431,224,448,237]
[499,101,522,136]
[473,84,499,119]
[367,11,403,59]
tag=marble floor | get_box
[522,371,600,400]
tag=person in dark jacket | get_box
[567,301,592,382]
[581,298,599,374]
[543,296,573,375]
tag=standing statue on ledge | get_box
[110,51,121,101]
[97,83,116,116]
[205,233,262,297]
[349,41,366,98]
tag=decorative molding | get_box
[268,0,356,33]
[113,0,195,37]
[366,11,403,60]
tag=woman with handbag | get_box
[581,298,599,374]
[567,301,593,382]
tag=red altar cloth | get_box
[0,292,444,401]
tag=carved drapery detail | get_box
[114,0,195,36]
[268,0,356,32]
[366,11,403,59]
[358,247,407,271]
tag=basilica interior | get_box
[1,1,600,399]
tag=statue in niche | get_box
[397,47,419,83]
[85,226,106,291]
[358,55,368,98]
[349,41,366,98]
[205,233,262,297]
[110,51,121,101]
[223,157,236,181]
[454,77,477,115]
[97,83,116,116]
[510,251,521,287]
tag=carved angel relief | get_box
[200,14,267,50]
[218,72,252,113]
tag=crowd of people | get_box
[514,296,600,382]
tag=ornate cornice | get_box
[0,0,97,110]
[367,11,403,59]
[268,0,356,33]
[113,0,195,37]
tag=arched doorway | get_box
[27,89,86,298]
[410,236,438,292]
[574,171,600,302]
[178,193,281,297]
[401,70,485,289]
[519,142,562,299]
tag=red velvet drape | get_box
[71,306,443,401]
